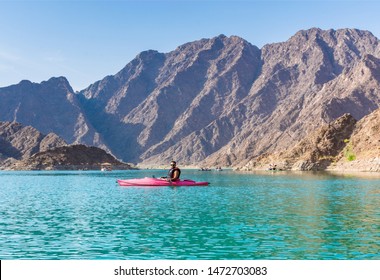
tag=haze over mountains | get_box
[1,28,380,168]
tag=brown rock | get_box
[11,144,134,170]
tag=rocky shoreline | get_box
[237,159,380,173]
[237,110,380,173]
[326,158,380,173]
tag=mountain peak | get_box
[1,28,380,167]
[18,80,33,86]
[135,49,162,60]
[42,76,73,91]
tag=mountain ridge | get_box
[1,28,380,168]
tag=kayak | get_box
[117,178,209,187]
[117,177,209,187]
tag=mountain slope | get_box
[78,35,261,163]
[201,28,380,167]
[0,77,105,148]
[240,108,380,172]
[1,28,380,167]
[239,113,357,171]
[12,144,133,170]
[331,108,380,171]
[0,121,67,160]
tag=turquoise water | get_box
[0,170,379,260]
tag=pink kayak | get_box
[117,177,209,187]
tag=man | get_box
[161,160,181,182]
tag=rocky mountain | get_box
[240,113,357,170]
[10,144,133,170]
[331,108,380,171]
[78,35,261,163]
[0,77,106,149]
[1,28,380,167]
[0,121,67,161]
[0,121,133,170]
[240,108,380,172]
[202,29,380,167]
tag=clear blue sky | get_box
[1,0,380,91]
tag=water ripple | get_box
[0,170,379,259]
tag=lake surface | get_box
[0,169,379,260]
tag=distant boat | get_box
[199,167,211,171]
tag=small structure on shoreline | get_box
[100,162,113,171]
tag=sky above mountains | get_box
[1,0,380,91]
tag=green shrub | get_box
[343,139,356,161]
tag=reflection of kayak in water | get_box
[117,177,209,187]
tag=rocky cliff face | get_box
[202,29,380,167]
[0,121,133,170]
[0,77,106,149]
[331,108,380,171]
[0,121,66,160]
[240,108,380,172]
[78,35,261,163]
[240,113,357,171]
[1,28,380,167]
